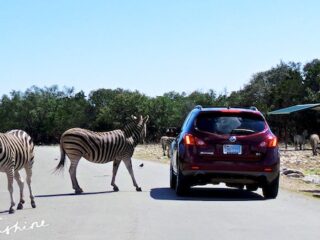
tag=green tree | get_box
[303,59,320,102]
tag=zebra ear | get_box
[144,115,149,123]
[131,115,137,120]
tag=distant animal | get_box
[160,136,175,157]
[56,115,149,193]
[294,135,304,150]
[0,130,36,214]
[294,130,308,150]
[165,127,178,137]
[310,134,320,156]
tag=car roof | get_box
[199,107,258,112]
[192,106,263,117]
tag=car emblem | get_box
[229,136,237,142]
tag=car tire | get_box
[170,164,177,189]
[262,174,279,199]
[246,185,258,192]
[175,165,189,196]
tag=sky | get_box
[0,0,320,97]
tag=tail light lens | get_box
[260,135,278,148]
[183,134,206,146]
[184,134,195,145]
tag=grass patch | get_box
[303,168,320,175]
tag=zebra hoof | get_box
[9,208,15,214]
[75,189,83,194]
[113,186,119,192]
[31,201,36,208]
[17,203,23,210]
[136,187,142,192]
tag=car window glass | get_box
[195,112,266,135]
[181,111,193,131]
[215,117,241,133]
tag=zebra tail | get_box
[54,144,66,174]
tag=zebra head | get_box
[131,115,149,145]
[123,115,149,143]
[123,115,140,137]
[140,115,149,143]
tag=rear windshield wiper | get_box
[230,128,256,135]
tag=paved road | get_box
[0,146,320,240]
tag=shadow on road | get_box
[279,148,312,151]
[35,190,114,198]
[299,189,320,193]
[0,210,9,214]
[150,187,264,201]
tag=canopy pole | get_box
[284,117,288,149]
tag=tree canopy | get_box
[1,59,320,143]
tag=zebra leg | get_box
[25,164,36,208]
[123,158,142,192]
[162,144,166,156]
[6,170,15,214]
[166,146,170,158]
[69,158,83,194]
[111,160,121,191]
[14,171,25,210]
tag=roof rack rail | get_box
[194,105,202,109]
[249,106,258,111]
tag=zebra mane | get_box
[122,116,140,138]
[122,115,149,145]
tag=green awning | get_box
[268,103,320,115]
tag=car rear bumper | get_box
[180,162,280,186]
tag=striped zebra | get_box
[160,136,175,157]
[0,130,35,214]
[55,115,149,193]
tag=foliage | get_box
[0,59,320,143]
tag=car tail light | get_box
[191,165,200,170]
[259,135,278,148]
[264,167,273,172]
[184,134,195,145]
[183,134,206,146]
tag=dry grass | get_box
[133,144,170,164]
[279,144,320,197]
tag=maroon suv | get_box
[170,106,280,199]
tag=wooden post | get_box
[284,117,288,149]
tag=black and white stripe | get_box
[0,130,35,214]
[160,136,175,157]
[56,115,149,193]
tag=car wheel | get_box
[175,166,189,196]
[170,164,177,189]
[262,174,279,199]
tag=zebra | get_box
[0,130,35,214]
[55,115,149,193]
[310,134,320,156]
[294,134,305,150]
[160,136,175,157]
[293,130,308,150]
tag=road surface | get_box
[0,146,320,240]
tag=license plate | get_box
[223,144,242,155]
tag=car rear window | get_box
[195,111,266,135]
